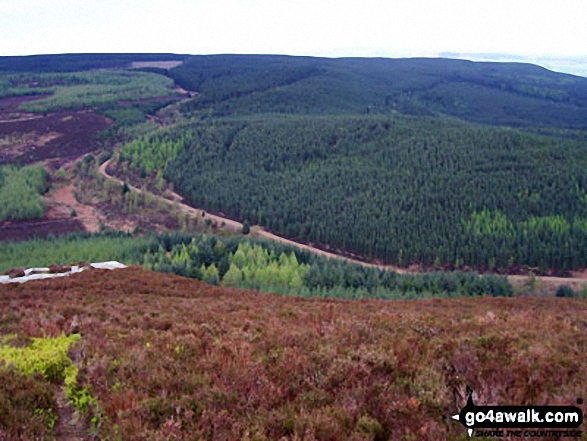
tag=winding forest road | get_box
[99,159,587,291]
[99,159,408,270]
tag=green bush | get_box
[242,220,250,235]
[0,333,80,382]
[555,285,576,298]
[0,333,98,432]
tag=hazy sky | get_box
[1,0,586,73]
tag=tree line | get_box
[2,231,515,300]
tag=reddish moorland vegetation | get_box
[0,218,85,242]
[0,96,111,167]
[1,267,586,440]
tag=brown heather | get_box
[1,267,586,440]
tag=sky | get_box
[1,0,586,75]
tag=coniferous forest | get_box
[115,55,587,272]
[4,53,587,272]
[120,115,587,271]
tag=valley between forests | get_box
[98,156,587,293]
[1,54,587,440]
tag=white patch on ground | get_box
[90,261,127,270]
[0,262,127,284]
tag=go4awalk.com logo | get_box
[451,391,584,438]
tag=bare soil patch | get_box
[0,131,63,159]
[102,160,236,229]
[36,131,62,146]
[47,183,101,233]
[52,388,92,440]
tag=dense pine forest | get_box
[121,114,587,271]
[110,54,587,272]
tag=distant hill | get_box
[2,53,586,129]
[0,53,188,73]
[440,52,587,78]
[170,55,587,130]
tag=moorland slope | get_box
[1,267,586,439]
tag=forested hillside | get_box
[121,114,587,271]
[3,52,587,273]
[151,55,587,272]
[170,55,587,129]
[0,53,187,73]
[3,53,587,130]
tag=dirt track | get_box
[99,160,243,232]
[99,159,406,268]
[99,159,587,291]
